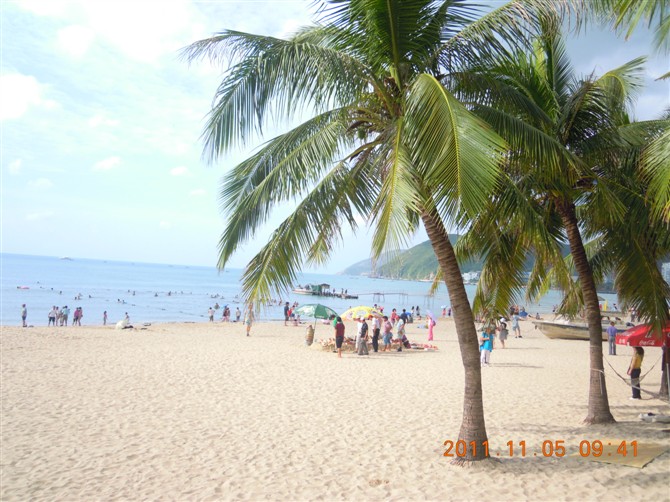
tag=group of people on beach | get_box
[47,305,83,326]
[331,308,434,358]
[478,308,524,366]
[209,305,242,323]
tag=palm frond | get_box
[217,109,352,267]
[406,74,506,221]
[182,29,370,160]
[237,162,365,302]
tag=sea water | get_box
[1,253,617,327]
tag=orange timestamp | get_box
[443,440,639,458]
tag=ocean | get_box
[0,253,618,327]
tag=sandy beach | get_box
[1,318,668,501]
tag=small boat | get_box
[533,316,628,341]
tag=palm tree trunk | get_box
[422,210,489,462]
[557,200,615,424]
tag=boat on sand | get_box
[532,315,629,341]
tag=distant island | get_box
[341,236,487,281]
[341,238,661,295]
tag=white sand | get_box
[1,318,668,501]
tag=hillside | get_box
[342,236,485,280]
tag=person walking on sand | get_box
[283,302,290,326]
[427,314,436,341]
[497,322,508,349]
[334,316,345,358]
[235,307,241,322]
[606,321,618,355]
[243,304,255,336]
[371,315,381,352]
[21,304,27,327]
[357,317,369,356]
[627,347,644,399]
[103,311,108,326]
[382,315,393,351]
[480,326,494,366]
[511,312,521,338]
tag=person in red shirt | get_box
[334,316,345,358]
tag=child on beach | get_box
[244,304,254,336]
[497,322,508,349]
[382,316,393,351]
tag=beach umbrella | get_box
[340,305,384,320]
[294,303,338,321]
[615,322,670,347]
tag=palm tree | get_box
[183,0,575,460]
[451,28,667,423]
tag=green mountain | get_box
[342,236,485,280]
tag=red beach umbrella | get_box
[615,321,670,347]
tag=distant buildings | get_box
[662,262,670,283]
[462,271,480,284]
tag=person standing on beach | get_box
[480,326,494,366]
[283,302,290,326]
[48,306,57,326]
[357,317,369,356]
[627,347,644,399]
[381,316,393,351]
[395,314,406,352]
[334,316,345,358]
[244,303,255,336]
[235,307,241,322]
[103,311,108,326]
[371,315,381,352]
[427,314,436,341]
[61,305,70,326]
[21,304,27,327]
[208,307,215,322]
[606,321,618,355]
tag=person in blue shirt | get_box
[606,321,618,355]
[480,325,494,366]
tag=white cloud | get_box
[17,0,72,17]
[27,177,53,190]
[159,221,172,229]
[25,210,55,221]
[93,156,121,171]
[0,74,56,120]
[7,159,23,175]
[189,188,206,197]
[57,24,96,58]
[88,114,120,128]
[81,0,198,63]
[170,166,190,176]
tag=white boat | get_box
[532,316,628,341]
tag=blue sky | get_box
[2,1,668,273]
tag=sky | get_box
[1,0,669,273]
